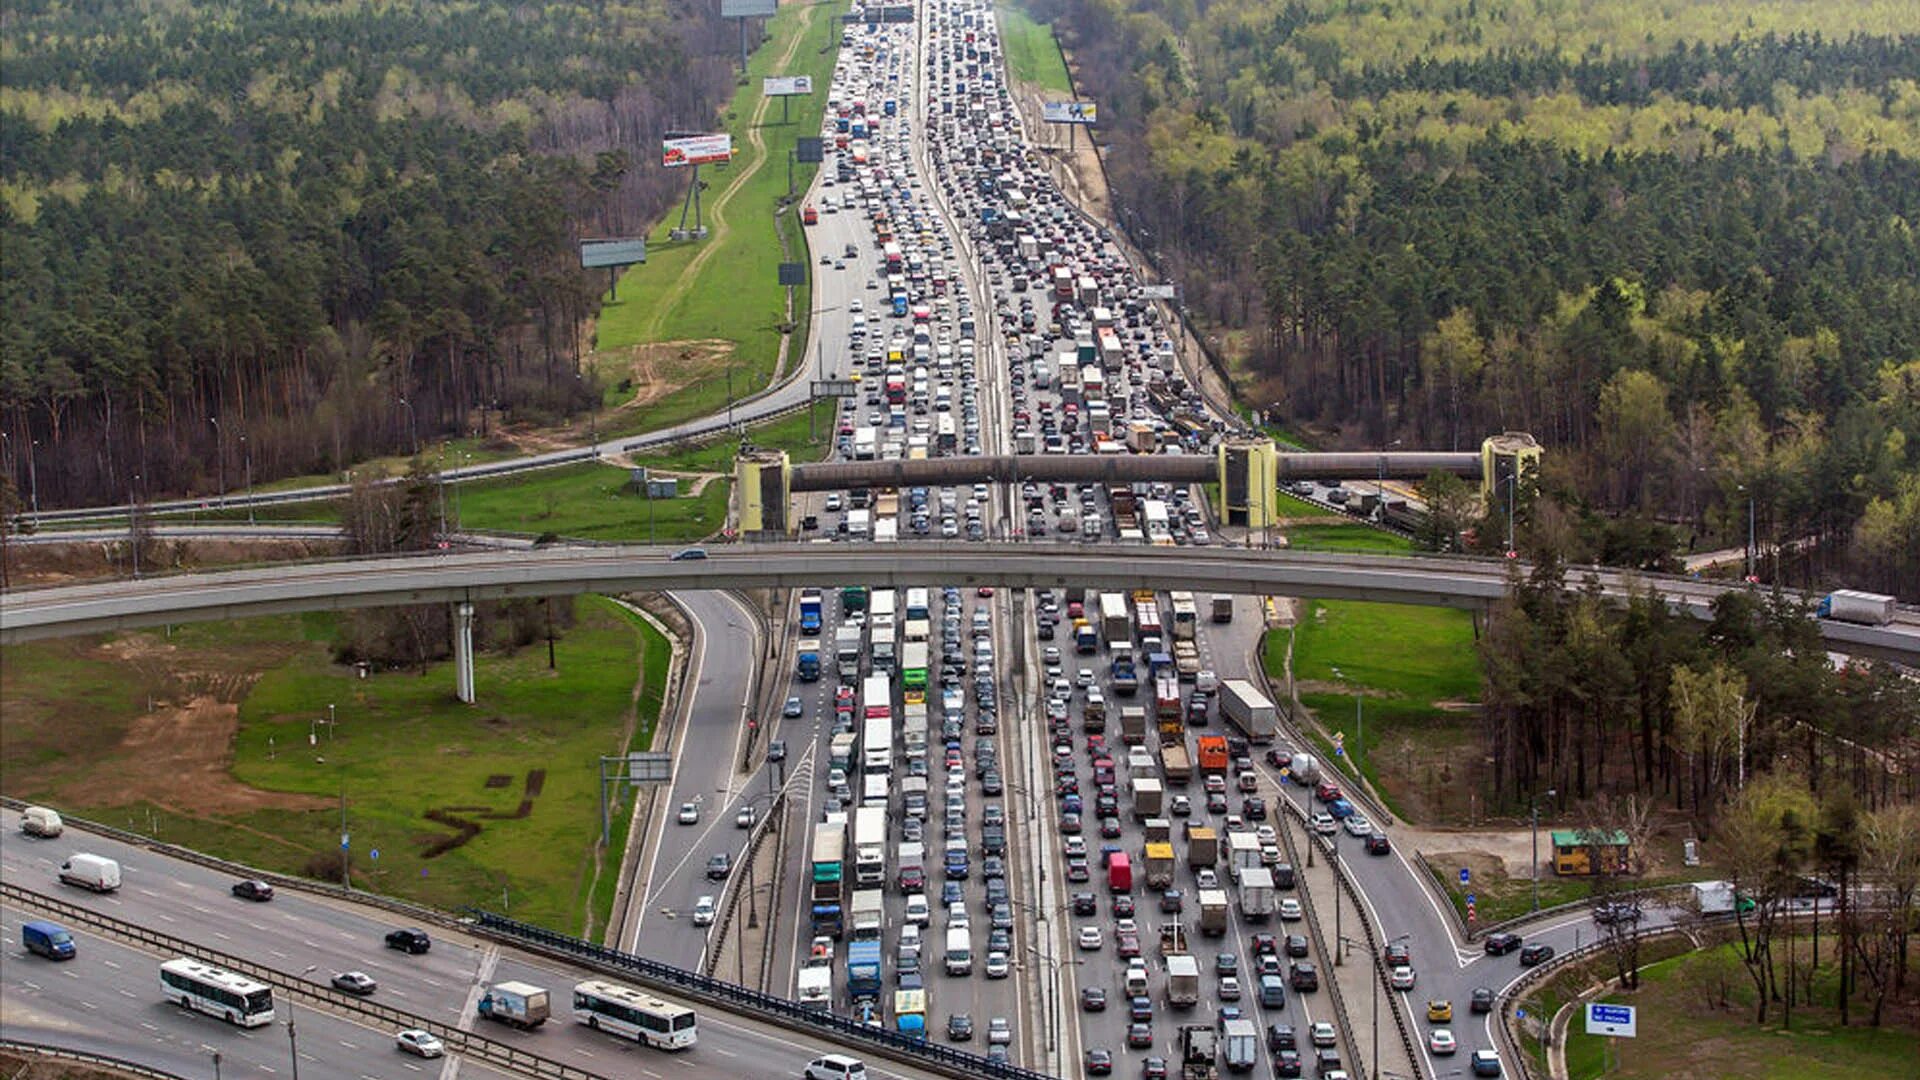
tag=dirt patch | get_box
[73,694,331,816]
[595,339,738,413]
[3,537,343,587]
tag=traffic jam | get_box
[777,0,1389,1077]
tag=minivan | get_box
[1259,974,1286,1007]
[804,1054,869,1080]
[22,920,76,960]
[19,806,63,838]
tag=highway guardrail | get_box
[1,1039,187,1079]
[468,909,1055,1080]
[0,882,605,1080]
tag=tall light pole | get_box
[241,432,255,525]
[1530,787,1557,912]
[209,417,227,498]
[398,397,419,456]
[1505,470,1517,556]
[287,964,316,1080]
[1738,483,1757,582]
[128,472,142,579]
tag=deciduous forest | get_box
[1028,0,1920,595]
[0,0,739,506]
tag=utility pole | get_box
[210,417,226,498]
[287,965,316,1080]
[1531,787,1557,911]
[242,433,254,525]
[340,776,350,890]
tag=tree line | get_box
[1024,0,1920,597]
[0,0,740,508]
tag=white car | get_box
[692,894,716,926]
[905,893,930,927]
[736,805,756,828]
[1390,965,1416,990]
[985,951,1010,978]
[1278,898,1304,921]
[396,1029,444,1058]
[1311,1021,1338,1047]
[677,802,699,825]
[1429,1029,1457,1055]
[1219,975,1242,1000]
[1196,868,1218,889]
[1310,812,1338,835]
[1078,925,1104,950]
[1343,814,1373,837]
[1256,825,1277,845]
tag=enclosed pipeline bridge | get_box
[734,433,1542,535]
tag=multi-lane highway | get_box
[0,805,956,1080]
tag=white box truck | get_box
[1219,679,1278,743]
[1239,867,1276,921]
[477,981,550,1028]
[1166,952,1201,1008]
[797,966,833,1010]
[58,853,119,893]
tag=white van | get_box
[1195,669,1220,694]
[905,893,930,927]
[20,806,63,838]
[804,1055,868,1080]
[58,853,120,893]
[944,926,974,975]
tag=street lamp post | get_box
[398,397,419,456]
[209,417,227,499]
[241,433,254,525]
[1530,787,1557,912]
[287,964,317,1080]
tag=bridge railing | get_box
[467,909,1056,1080]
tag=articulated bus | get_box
[159,958,275,1027]
[572,980,698,1049]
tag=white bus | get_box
[572,980,698,1049]
[159,958,275,1027]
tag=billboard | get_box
[796,136,825,163]
[720,0,777,16]
[1043,101,1099,125]
[763,75,815,96]
[662,133,733,168]
[580,239,646,269]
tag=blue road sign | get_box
[370,849,380,861]
[1460,868,1470,884]
[1590,1004,1633,1024]
[1466,893,1476,904]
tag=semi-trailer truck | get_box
[1218,680,1277,743]
[1817,590,1896,625]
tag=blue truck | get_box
[799,588,823,635]
[846,939,884,1000]
[1110,655,1140,696]
[797,639,822,682]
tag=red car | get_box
[1116,931,1141,958]
[1315,781,1343,803]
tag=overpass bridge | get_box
[6,543,1914,699]
[737,433,1543,533]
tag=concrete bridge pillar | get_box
[735,448,792,538]
[1215,437,1278,528]
[453,601,476,704]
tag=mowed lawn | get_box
[1561,937,1919,1080]
[998,4,1072,94]
[593,0,841,438]
[0,600,666,936]
[1266,599,1481,819]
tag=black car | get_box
[1470,985,1496,1013]
[1365,832,1391,855]
[706,852,732,880]
[1242,796,1267,821]
[1084,1048,1113,1076]
[947,1013,974,1041]
[1519,942,1555,966]
[766,739,787,763]
[231,879,274,902]
[1268,1023,1297,1051]
[1483,932,1523,956]
[1290,961,1319,991]
[1127,1022,1154,1048]
[1073,891,1098,916]
[1274,1049,1303,1077]
[1082,986,1108,1011]
[385,928,432,954]
[1141,1056,1168,1080]
[1129,995,1153,1022]
[1285,934,1311,958]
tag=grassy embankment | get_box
[1539,936,1919,1080]
[591,0,841,439]
[0,598,669,937]
[998,4,1073,94]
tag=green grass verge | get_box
[1555,937,1919,1080]
[1284,522,1415,553]
[998,4,1073,94]
[1,599,666,936]
[456,464,729,543]
[1262,600,1480,819]
[592,0,840,438]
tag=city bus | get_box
[572,980,698,1049]
[159,958,275,1027]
